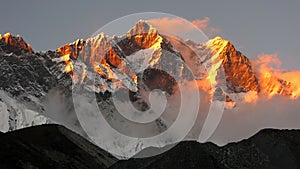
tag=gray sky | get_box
[1,0,299,70]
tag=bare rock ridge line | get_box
[0,32,33,52]
[54,20,296,99]
[56,20,188,94]
[0,20,297,100]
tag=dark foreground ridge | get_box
[1,124,300,169]
[111,130,300,169]
[0,124,117,169]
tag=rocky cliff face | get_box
[206,37,259,93]
[0,32,33,53]
[55,21,297,101]
[259,72,297,98]
[0,34,75,133]
[56,20,190,95]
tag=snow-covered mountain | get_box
[0,33,78,133]
[0,20,298,157]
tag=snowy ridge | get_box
[0,90,50,132]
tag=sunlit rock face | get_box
[206,37,259,93]
[207,37,300,100]
[0,34,74,133]
[57,32,137,93]
[259,72,298,98]
[116,20,163,54]
[168,36,259,92]
[56,21,300,104]
[56,20,191,95]
[0,32,33,52]
[1,22,298,108]
[57,39,84,60]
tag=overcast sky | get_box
[1,0,299,70]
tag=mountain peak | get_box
[127,20,158,37]
[134,19,151,28]
[0,32,33,52]
[202,36,260,93]
[211,36,227,41]
[206,36,229,49]
[87,32,108,46]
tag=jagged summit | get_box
[207,36,228,43]
[56,20,159,62]
[55,20,181,94]
[205,37,229,60]
[206,36,229,53]
[209,36,227,41]
[127,20,158,36]
[1,21,298,105]
[54,22,297,100]
[0,32,33,52]
[57,32,111,60]
[115,20,165,56]
[205,36,259,93]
